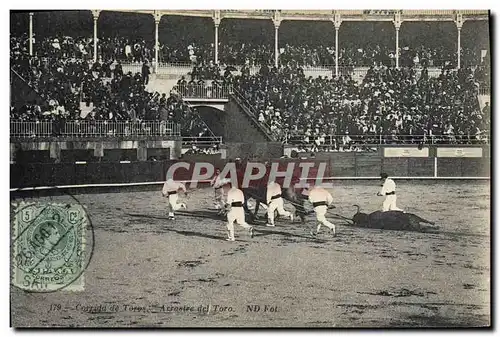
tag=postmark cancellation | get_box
[11,202,89,292]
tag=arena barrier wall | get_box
[11,161,168,188]
[10,156,490,191]
[225,142,283,160]
[10,144,491,190]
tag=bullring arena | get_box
[10,180,490,327]
[10,9,490,328]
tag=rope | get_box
[325,209,354,224]
[282,198,353,225]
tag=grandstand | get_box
[10,9,490,185]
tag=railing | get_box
[401,10,456,16]
[173,84,230,99]
[182,136,223,147]
[460,10,490,15]
[10,120,53,138]
[400,9,487,16]
[157,61,192,68]
[149,63,472,77]
[62,120,181,137]
[119,62,143,74]
[284,134,490,146]
[10,120,181,138]
[300,66,333,78]
[12,55,486,82]
[479,86,490,95]
[156,62,193,76]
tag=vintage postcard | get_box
[10,9,490,328]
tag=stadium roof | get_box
[102,9,488,22]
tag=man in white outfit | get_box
[266,181,293,227]
[223,183,254,241]
[377,172,404,212]
[210,168,227,213]
[306,186,336,236]
[162,178,187,220]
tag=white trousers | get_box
[214,188,225,210]
[382,195,403,212]
[268,197,292,225]
[167,193,186,217]
[227,207,252,240]
[314,205,335,234]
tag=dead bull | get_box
[351,205,439,232]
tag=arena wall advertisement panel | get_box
[437,147,483,158]
[384,147,429,157]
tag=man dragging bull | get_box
[287,184,336,236]
[222,181,254,241]
[306,185,337,236]
[266,181,294,227]
[377,172,404,212]
[162,178,188,220]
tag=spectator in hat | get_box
[142,61,151,85]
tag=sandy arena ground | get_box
[10,180,490,328]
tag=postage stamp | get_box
[11,202,89,292]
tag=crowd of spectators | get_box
[473,52,491,90]
[186,42,485,69]
[11,34,156,63]
[99,37,154,63]
[10,35,211,138]
[11,33,488,69]
[11,34,95,60]
[160,41,486,69]
[11,32,490,147]
[182,143,221,155]
[231,63,489,149]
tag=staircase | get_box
[227,88,276,142]
[10,68,48,109]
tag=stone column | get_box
[29,12,34,56]
[393,11,402,68]
[273,11,282,68]
[154,11,162,73]
[332,12,342,77]
[213,10,221,64]
[455,12,464,69]
[92,10,101,63]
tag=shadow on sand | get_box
[126,212,328,243]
